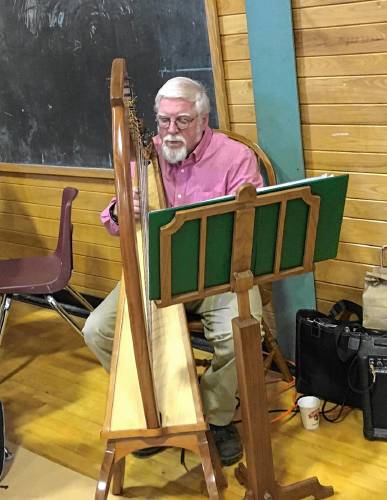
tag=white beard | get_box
[161,134,187,164]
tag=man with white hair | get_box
[83,76,263,466]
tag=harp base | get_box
[95,430,227,499]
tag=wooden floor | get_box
[2,300,387,499]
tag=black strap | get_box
[329,300,363,364]
[328,300,363,323]
[334,325,361,363]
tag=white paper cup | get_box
[298,396,320,430]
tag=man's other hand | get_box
[133,187,140,219]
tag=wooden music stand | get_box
[95,58,226,500]
[228,186,332,500]
[149,175,349,499]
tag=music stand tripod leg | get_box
[232,286,334,500]
[278,477,334,499]
[232,315,277,499]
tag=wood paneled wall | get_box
[0,164,120,298]
[2,0,386,311]
[216,0,257,142]
[293,0,387,312]
[216,0,387,313]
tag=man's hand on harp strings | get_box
[116,189,140,221]
[132,187,140,219]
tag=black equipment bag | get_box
[296,300,364,408]
[357,333,387,440]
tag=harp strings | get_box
[123,80,152,346]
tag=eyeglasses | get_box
[156,114,197,130]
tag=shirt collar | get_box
[189,126,213,163]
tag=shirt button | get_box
[177,194,182,199]
[181,169,184,173]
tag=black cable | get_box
[296,393,351,423]
[180,449,189,472]
[347,350,375,394]
[320,403,340,414]
[321,400,348,423]
[286,411,299,422]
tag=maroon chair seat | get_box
[0,187,93,342]
[0,254,68,294]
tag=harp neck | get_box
[110,58,159,428]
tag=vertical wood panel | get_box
[211,0,256,136]
[217,0,246,16]
[205,0,230,129]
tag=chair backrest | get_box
[53,187,79,290]
[216,128,277,187]
[216,129,276,307]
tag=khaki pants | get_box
[83,282,262,426]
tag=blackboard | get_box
[0,1,217,168]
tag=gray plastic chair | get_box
[0,187,93,343]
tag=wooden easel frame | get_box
[96,58,227,499]
[153,183,335,499]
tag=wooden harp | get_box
[96,58,226,499]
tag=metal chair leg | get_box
[64,285,94,312]
[0,295,12,346]
[46,295,84,337]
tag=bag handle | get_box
[328,300,363,323]
[329,301,363,363]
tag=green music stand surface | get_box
[148,174,348,301]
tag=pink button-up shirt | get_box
[101,127,263,235]
[154,127,263,207]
